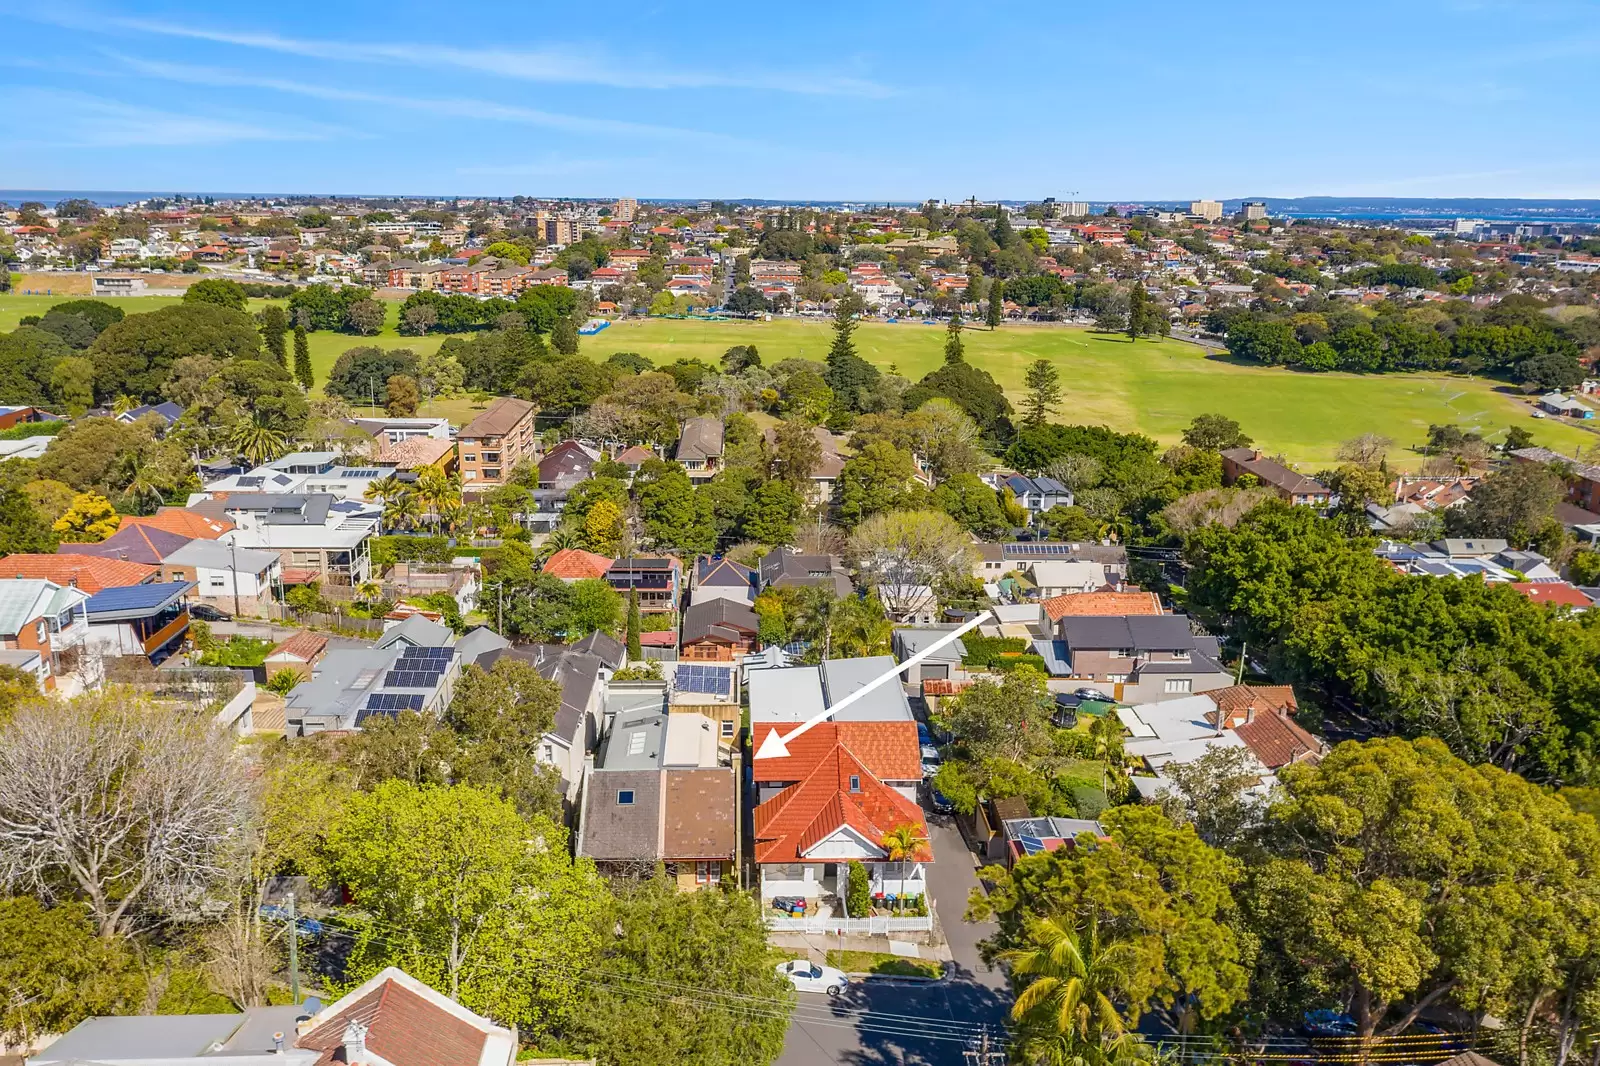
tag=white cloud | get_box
[1,87,338,146]
[109,16,894,98]
[104,53,753,146]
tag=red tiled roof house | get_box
[751,721,931,906]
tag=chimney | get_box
[342,1021,368,1065]
[1243,703,1255,725]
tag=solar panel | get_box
[676,665,730,696]
[384,671,438,688]
[399,646,454,662]
[364,693,425,712]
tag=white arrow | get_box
[754,610,993,760]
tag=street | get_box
[774,818,1010,1066]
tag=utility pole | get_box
[1235,641,1248,685]
[229,536,243,618]
[286,892,300,1005]
[964,1028,1006,1066]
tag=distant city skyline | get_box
[2,0,1597,200]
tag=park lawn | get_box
[826,950,943,979]
[589,318,1596,468]
[2,294,1594,465]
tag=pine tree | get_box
[987,279,1004,329]
[944,312,965,364]
[292,325,314,388]
[1126,284,1149,341]
[626,587,642,661]
[1023,359,1061,427]
[259,304,289,366]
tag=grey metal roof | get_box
[374,614,454,649]
[1058,615,1197,652]
[29,1015,248,1063]
[599,709,668,769]
[161,540,279,573]
[571,630,625,669]
[454,625,511,665]
[891,627,967,663]
[820,656,914,721]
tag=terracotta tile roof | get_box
[615,444,656,465]
[1207,684,1297,728]
[376,435,455,469]
[1043,590,1163,621]
[268,630,329,663]
[753,739,927,865]
[0,553,157,593]
[120,510,234,539]
[297,974,493,1066]
[1233,709,1324,770]
[750,721,921,784]
[1510,582,1592,609]
[542,548,614,580]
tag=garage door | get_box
[919,663,949,681]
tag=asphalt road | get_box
[774,818,1011,1066]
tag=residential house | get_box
[0,405,59,431]
[0,578,91,690]
[0,553,157,594]
[1221,448,1332,507]
[1207,684,1326,770]
[200,452,387,503]
[998,816,1106,867]
[474,642,608,804]
[1511,447,1600,514]
[576,707,737,887]
[159,540,282,615]
[751,721,929,904]
[891,627,967,682]
[1029,560,1109,599]
[757,547,853,598]
[1037,614,1232,702]
[1041,589,1163,624]
[749,656,916,735]
[1004,475,1073,516]
[83,580,195,665]
[1539,392,1594,418]
[374,435,457,475]
[537,439,598,490]
[32,967,515,1066]
[60,523,194,565]
[542,548,614,582]
[607,556,682,614]
[692,556,756,606]
[119,510,234,540]
[680,598,759,661]
[675,416,724,482]
[263,630,329,679]
[613,444,655,479]
[458,397,538,491]
[971,542,1008,584]
[284,642,461,736]
[197,494,378,587]
[1510,581,1592,610]
[116,402,184,428]
[351,415,452,446]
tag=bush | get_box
[0,420,66,440]
[990,653,1050,674]
[960,634,1029,668]
[1571,550,1600,587]
[265,668,302,695]
[196,636,272,668]
[370,534,452,570]
[845,860,871,918]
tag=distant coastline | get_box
[3,189,1598,223]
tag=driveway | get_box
[774,817,1010,1066]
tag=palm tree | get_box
[111,394,139,418]
[228,416,287,467]
[118,452,170,514]
[364,474,406,507]
[880,822,930,899]
[1000,916,1147,1066]
[414,468,460,529]
[356,579,382,604]
[383,491,422,532]
[537,527,581,561]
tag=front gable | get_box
[801,822,885,861]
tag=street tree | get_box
[0,696,250,939]
[1022,358,1062,427]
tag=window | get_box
[696,861,721,885]
[35,620,46,645]
[848,775,860,792]
[463,453,477,462]
[1164,678,1193,694]
[1111,648,1132,658]
[617,790,635,805]
[482,468,501,481]
[721,719,735,738]
[1171,650,1190,661]
[208,576,227,589]
[541,743,554,761]
[1107,674,1128,683]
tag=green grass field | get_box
[2,293,1591,468]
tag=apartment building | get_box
[458,397,539,491]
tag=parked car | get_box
[916,722,933,747]
[1302,1010,1358,1038]
[927,786,955,815]
[190,604,233,622]
[776,959,847,996]
[1074,687,1107,701]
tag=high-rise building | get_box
[544,217,581,246]
[1059,201,1091,218]
[1190,199,1224,222]
[1242,201,1269,221]
[613,198,638,222]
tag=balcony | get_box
[141,610,190,656]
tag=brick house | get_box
[1221,448,1331,507]
[458,397,538,492]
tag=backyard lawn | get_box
[2,292,1591,467]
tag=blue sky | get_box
[1,0,1597,201]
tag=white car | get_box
[776,959,848,996]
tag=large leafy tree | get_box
[89,303,263,402]
[1245,737,1600,1038]
[568,874,793,1066]
[973,806,1252,1031]
[326,781,607,1035]
[0,325,71,407]
[836,440,920,527]
[0,897,143,1047]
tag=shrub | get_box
[265,668,302,695]
[845,860,871,918]
[990,653,1050,674]
[959,634,1029,668]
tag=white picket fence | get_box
[764,914,933,935]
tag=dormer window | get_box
[849,775,860,792]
